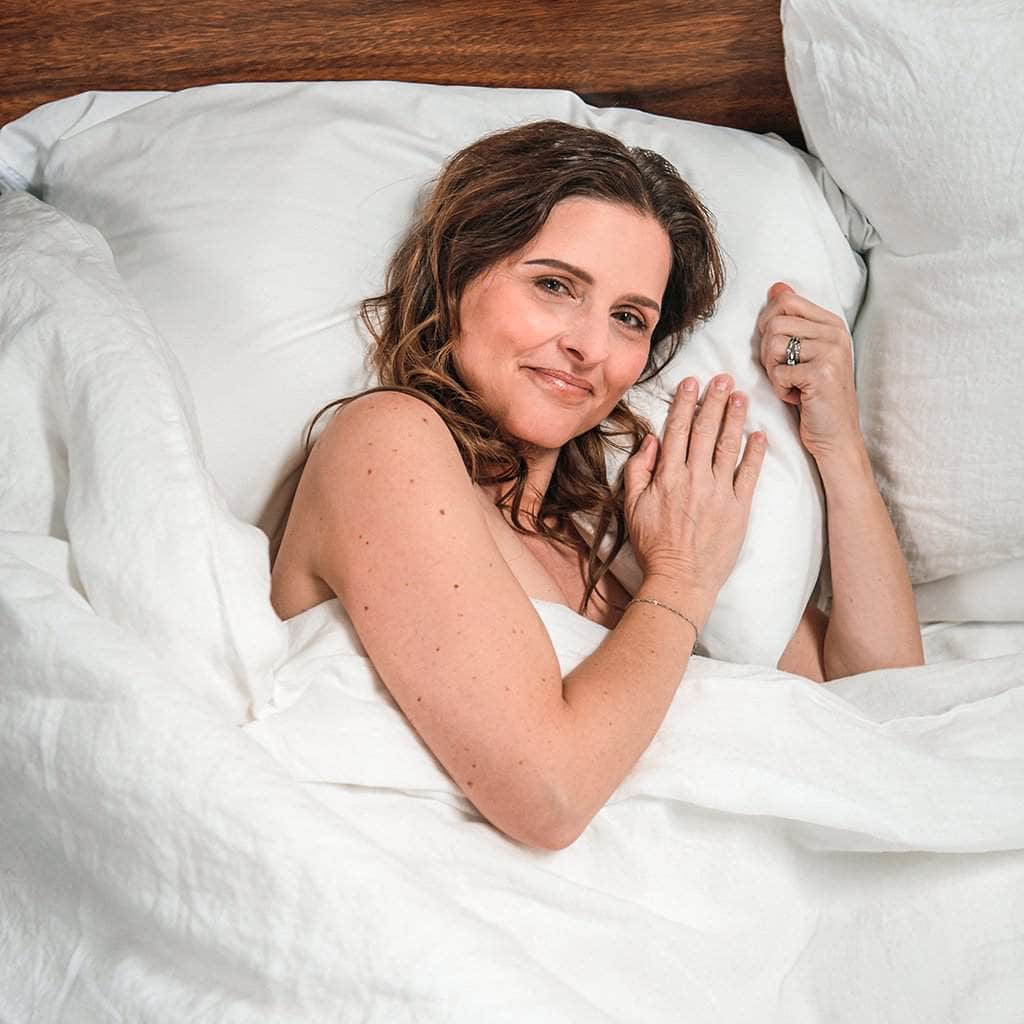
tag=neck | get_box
[480,446,560,528]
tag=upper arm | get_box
[777,601,829,682]
[298,391,568,845]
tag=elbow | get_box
[822,647,926,681]
[489,780,591,852]
[524,815,588,852]
[514,818,587,852]
[887,649,926,671]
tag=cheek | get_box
[618,344,653,391]
[595,348,650,421]
[451,343,490,405]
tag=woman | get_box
[271,121,923,850]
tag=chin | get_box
[490,391,607,452]
[505,417,595,452]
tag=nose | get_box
[558,306,610,366]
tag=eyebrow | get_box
[524,258,662,315]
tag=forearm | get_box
[553,578,709,844]
[817,444,924,678]
[526,369,762,848]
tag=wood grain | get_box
[0,0,801,142]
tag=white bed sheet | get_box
[3,161,1024,1024]
[4,567,1024,1022]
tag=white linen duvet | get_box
[3,190,1024,1022]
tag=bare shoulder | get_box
[297,390,477,552]
[271,391,468,619]
[312,390,466,485]
[295,389,542,649]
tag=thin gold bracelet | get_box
[628,597,700,642]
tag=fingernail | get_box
[714,376,730,392]
[681,377,697,394]
[730,392,745,407]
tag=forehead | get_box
[520,197,671,288]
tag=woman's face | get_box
[453,197,672,453]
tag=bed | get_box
[2,1,1023,1020]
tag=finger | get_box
[763,333,824,373]
[687,374,734,467]
[766,361,806,405]
[733,431,767,502]
[758,317,828,369]
[756,289,844,337]
[656,376,700,466]
[623,433,657,508]
[762,316,827,348]
[758,282,796,337]
[713,390,748,478]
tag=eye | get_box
[535,276,572,296]
[613,309,649,333]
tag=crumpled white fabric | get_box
[3,190,1024,1022]
[0,190,283,720]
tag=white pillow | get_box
[2,82,865,665]
[914,558,1024,625]
[783,0,1024,587]
[0,90,168,194]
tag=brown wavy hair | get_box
[300,120,724,611]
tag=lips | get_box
[526,367,593,393]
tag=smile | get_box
[526,367,594,399]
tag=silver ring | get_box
[785,336,802,366]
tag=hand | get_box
[757,282,864,465]
[622,374,767,614]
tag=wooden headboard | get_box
[1,0,801,143]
